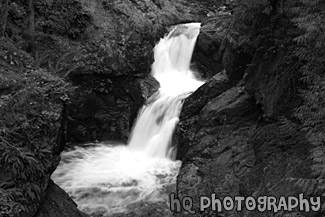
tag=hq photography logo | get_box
[169,193,321,215]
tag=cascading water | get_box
[52,23,203,216]
[128,23,203,160]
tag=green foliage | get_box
[226,0,276,54]
[0,187,23,217]
[233,0,271,16]
[278,116,302,147]
[5,0,93,79]
[5,0,91,42]
[35,0,91,39]
[288,0,325,211]
[34,50,81,77]
[34,50,50,67]
[0,1,83,216]
[0,63,72,215]
[232,0,272,29]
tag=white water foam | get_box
[52,23,203,216]
[128,23,204,159]
[52,144,181,215]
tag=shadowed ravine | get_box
[52,23,204,216]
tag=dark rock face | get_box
[67,73,159,143]
[67,75,146,143]
[174,14,321,217]
[174,80,312,216]
[179,70,231,121]
[192,16,253,81]
[34,180,87,217]
[175,81,260,161]
[175,70,232,160]
[174,8,319,216]
[244,47,297,119]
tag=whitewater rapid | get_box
[128,23,203,159]
[52,23,203,216]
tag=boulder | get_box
[179,70,231,121]
[34,180,88,217]
[174,79,313,216]
[138,75,160,100]
[176,85,259,161]
[174,20,318,214]
[67,75,146,143]
[192,15,252,82]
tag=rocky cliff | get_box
[173,2,322,216]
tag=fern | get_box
[278,116,301,146]
[289,0,325,211]
[35,0,91,39]
[47,50,80,77]
[0,66,73,215]
[34,50,50,67]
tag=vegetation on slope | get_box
[290,0,325,211]
[233,0,325,212]
[0,0,89,215]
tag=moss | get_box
[0,39,72,216]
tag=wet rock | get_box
[175,84,258,216]
[199,86,255,126]
[174,79,314,216]
[176,85,259,161]
[173,8,318,216]
[192,15,252,82]
[34,180,88,217]
[67,75,145,143]
[110,203,173,217]
[175,40,318,216]
[174,18,316,212]
[180,70,231,121]
[138,75,160,100]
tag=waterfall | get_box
[52,23,203,216]
[128,22,203,159]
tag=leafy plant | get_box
[34,50,50,67]
[0,188,23,217]
[47,50,80,77]
[35,0,91,39]
[0,67,73,215]
[287,0,325,211]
